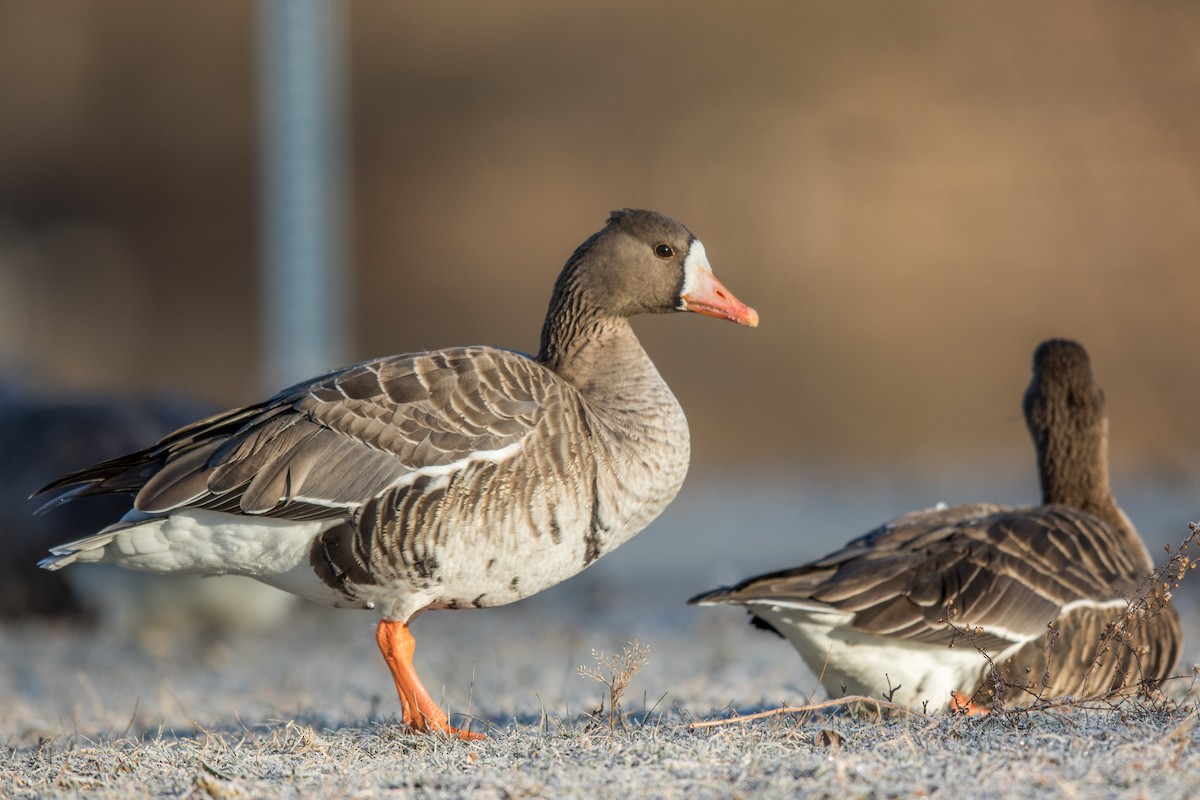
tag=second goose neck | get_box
[1037,426,1131,536]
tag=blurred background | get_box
[1,1,1197,663]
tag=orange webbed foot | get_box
[376,619,485,740]
[405,717,485,741]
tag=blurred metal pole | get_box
[258,0,351,391]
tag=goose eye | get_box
[654,244,675,259]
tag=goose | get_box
[36,209,759,739]
[690,339,1180,712]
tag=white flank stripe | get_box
[1058,597,1131,616]
[295,439,525,507]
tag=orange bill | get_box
[682,268,759,328]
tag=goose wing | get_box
[695,504,1149,653]
[37,347,566,521]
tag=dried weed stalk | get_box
[690,695,931,731]
[577,640,650,731]
[948,520,1199,718]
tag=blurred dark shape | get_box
[0,381,212,620]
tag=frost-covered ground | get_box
[3,599,1200,800]
[3,475,1198,798]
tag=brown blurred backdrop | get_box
[2,0,1198,484]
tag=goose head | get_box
[545,209,758,329]
[1023,338,1107,456]
[1023,338,1123,524]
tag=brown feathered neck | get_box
[537,298,660,404]
[535,216,680,395]
[1024,340,1128,536]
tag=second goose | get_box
[690,339,1180,711]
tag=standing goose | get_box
[37,209,758,739]
[690,339,1180,712]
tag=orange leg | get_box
[375,620,484,740]
[950,690,991,716]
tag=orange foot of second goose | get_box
[375,620,484,740]
[950,690,991,716]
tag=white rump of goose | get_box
[37,209,759,739]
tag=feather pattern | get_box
[691,339,1181,710]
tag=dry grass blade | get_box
[689,695,933,730]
